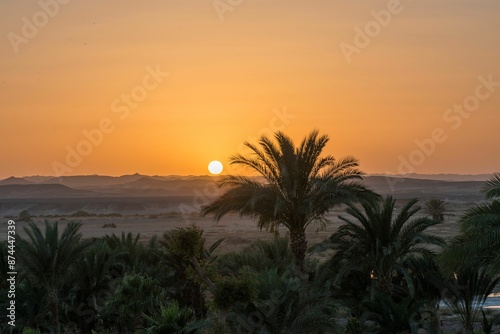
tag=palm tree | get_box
[160,226,223,317]
[225,268,339,334]
[101,272,166,331]
[202,130,377,271]
[441,173,500,274]
[18,221,89,334]
[321,196,445,298]
[103,232,144,273]
[424,198,446,222]
[64,240,117,333]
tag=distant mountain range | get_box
[369,173,493,182]
[0,173,490,200]
[0,184,95,198]
[0,174,223,198]
[0,173,492,216]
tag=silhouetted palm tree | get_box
[202,130,377,271]
[65,240,117,333]
[441,173,500,274]
[322,196,445,298]
[18,221,89,334]
[160,226,223,317]
[424,198,446,222]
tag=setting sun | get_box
[208,160,223,175]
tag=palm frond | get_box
[483,173,500,200]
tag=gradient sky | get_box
[1,0,499,178]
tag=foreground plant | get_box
[441,173,500,274]
[441,269,500,334]
[321,196,445,299]
[18,221,90,334]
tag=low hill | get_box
[0,177,34,186]
[0,184,95,198]
[39,174,149,188]
[363,176,484,201]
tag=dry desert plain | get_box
[0,174,489,252]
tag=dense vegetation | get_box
[1,131,499,333]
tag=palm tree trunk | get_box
[49,289,60,334]
[290,230,307,272]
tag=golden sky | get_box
[1,0,499,178]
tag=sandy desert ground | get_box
[2,199,468,254]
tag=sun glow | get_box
[208,160,223,175]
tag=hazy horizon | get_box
[1,172,496,183]
[1,1,500,179]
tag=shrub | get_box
[19,210,32,222]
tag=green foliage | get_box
[441,174,500,275]
[17,221,89,334]
[63,240,118,332]
[213,268,257,310]
[225,268,339,334]
[15,279,51,331]
[362,292,427,334]
[103,231,148,273]
[344,317,363,334]
[101,273,166,331]
[166,225,205,260]
[141,301,206,334]
[217,236,294,276]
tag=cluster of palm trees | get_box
[1,130,499,333]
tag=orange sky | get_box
[1,0,499,178]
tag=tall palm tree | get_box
[424,198,446,222]
[18,221,89,334]
[202,130,377,271]
[322,196,445,298]
[441,173,500,274]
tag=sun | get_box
[208,160,223,175]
